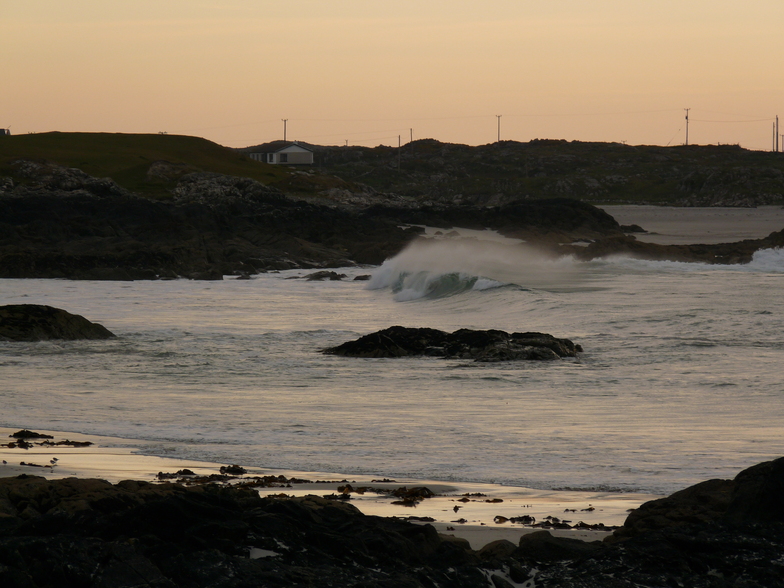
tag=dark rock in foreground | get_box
[0,304,115,341]
[1,458,784,587]
[324,326,582,361]
[611,455,784,542]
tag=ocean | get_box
[2,208,784,496]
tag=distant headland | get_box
[1,132,783,280]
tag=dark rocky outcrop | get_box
[562,229,784,265]
[611,455,784,542]
[0,160,635,280]
[2,154,782,279]
[0,304,115,341]
[323,326,582,361]
[0,163,411,279]
[304,139,784,208]
[0,476,487,588]
[1,458,784,587]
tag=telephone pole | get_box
[496,115,502,143]
[281,119,288,142]
[684,108,690,146]
[777,116,780,152]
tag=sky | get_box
[3,1,783,150]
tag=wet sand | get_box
[0,427,660,549]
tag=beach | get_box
[1,427,660,549]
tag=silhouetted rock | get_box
[0,304,115,341]
[324,326,581,362]
[1,459,784,587]
[610,456,784,543]
[304,270,346,281]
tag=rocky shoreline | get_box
[5,159,783,281]
[0,455,782,587]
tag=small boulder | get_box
[0,304,115,341]
[514,530,602,562]
[305,271,347,281]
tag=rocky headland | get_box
[324,326,582,361]
[0,160,631,280]
[0,457,783,587]
[3,133,784,280]
[247,138,784,208]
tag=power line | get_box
[691,118,773,123]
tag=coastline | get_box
[1,426,661,549]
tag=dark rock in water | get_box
[219,464,247,475]
[304,270,346,281]
[353,274,372,281]
[0,304,115,341]
[324,326,581,362]
[620,223,646,233]
[9,430,53,440]
[562,228,784,265]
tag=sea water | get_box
[1,236,784,495]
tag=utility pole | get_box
[282,119,288,142]
[398,135,401,169]
[777,116,780,152]
[496,115,502,143]
[684,108,690,146]
[410,128,413,144]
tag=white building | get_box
[249,142,314,165]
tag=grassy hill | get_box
[4,133,784,206]
[0,132,289,199]
[312,139,784,206]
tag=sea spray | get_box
[368,238,580,300]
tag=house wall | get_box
[247,145,314,165]
[280,151,313,164]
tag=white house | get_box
[249,142,314,165]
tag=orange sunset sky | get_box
[3,1,783,150]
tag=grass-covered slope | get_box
[0,132,288,199]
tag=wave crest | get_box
[368,238,578,301]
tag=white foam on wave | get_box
[747,248,784,272]
[368,238,579,301]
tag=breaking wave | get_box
[367,238,580,301]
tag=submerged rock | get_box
[0,304,115,341]
[323,326,582,361]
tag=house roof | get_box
[244,140,315,154]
